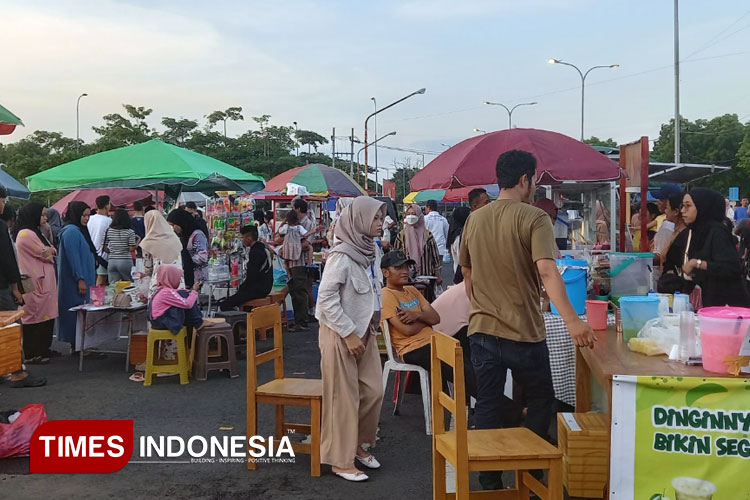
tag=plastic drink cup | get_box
[672,477,716,500]
[585,300,608,330]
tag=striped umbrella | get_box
[403,185,499,204]
[0,103,23,135]
[265,164,366,197]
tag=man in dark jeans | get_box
[0,187,46,388]
[459,150,595,490]
[218,225,273,311]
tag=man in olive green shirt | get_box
[460,149,595,490]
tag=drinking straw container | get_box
[551,257,588,316]
[619,295,660,343]
[609,252,653,304]
[697,306,750,374]
[585,300,609,331]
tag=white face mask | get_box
[404,215,419,225]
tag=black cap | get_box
[380,250,416,269]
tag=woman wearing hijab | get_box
[167,209,208,289]
[148,264,203,334]
[57,202,96,351]
[661,188,750,307]
[315,197,386,482]
[139,211,184,298]
[394,204,442,287]
[326,197,355,245]
[13,203,58,363]
[447,207,471,284]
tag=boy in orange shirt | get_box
[380,250,476,400]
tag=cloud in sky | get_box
[2,0,750,172]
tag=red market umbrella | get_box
[410,128,622,190]
[0,103,23,135]
[52,188,157,215]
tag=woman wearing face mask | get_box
[394,204,442,292]
[315,197,386,482]
[662,188,750,307]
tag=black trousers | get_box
[22,319,55,359]
[218,288,268,312]
[402,326,477,402]
[289,266,309,326]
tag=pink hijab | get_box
[150,264,197,319]
[404,204,426,274]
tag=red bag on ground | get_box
[0,404,48,458]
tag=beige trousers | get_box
[319,322,383,469]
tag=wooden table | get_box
[575,326,719,415]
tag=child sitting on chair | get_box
[276,210,313,274]
[149,264,205,333]
[380,250,476,400]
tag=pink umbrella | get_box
[411,128,622,190]
[52,188,157,215]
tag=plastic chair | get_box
[144,327,189,386]
[192,323,239,381]
[380,320,432,435]
[431,332,563,500]
[246,304,322,476]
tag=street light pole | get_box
[548,59,618,140]
[293,121,299,156]
[473,128,487,134]
[483,101,537,129]
[76,93,88,153]
[371,97,378,194]
[364,88,425,188]
[356,132,397,188]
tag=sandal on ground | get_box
[10,375,47,388]
[355,454,381,469]
[24,356,50,365]
[129,372,145,382]
[335,471,369,482]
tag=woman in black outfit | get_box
[662,188,750,307]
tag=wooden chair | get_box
[269,290,289,329]
[241,297,273,339]
[431,333,563,500]
[246,304,322,476]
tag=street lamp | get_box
[483,101,537,129]
[76,93,88,153]
[364,88,425,188]
[370,97,379,194]
[473,128,487,134]
[548,58,618,140]
[357,131,396,191]
[292,121,299,156]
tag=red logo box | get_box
[31,420,133,473]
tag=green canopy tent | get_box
[27,139,265,193]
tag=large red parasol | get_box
[410,128,622,191]
[52,188,158,215]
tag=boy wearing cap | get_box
[380,250,476,399]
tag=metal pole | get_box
[76,93,87,153]
[293,121,299,156]
[674,0,681,164]
[580,75,586,141]
[372,97,378,194]
[331,127,336,169]
[350,128,354,178]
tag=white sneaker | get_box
[355,454,381,469]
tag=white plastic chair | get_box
[380,320,432,435]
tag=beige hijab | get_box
[139,211,183,263]
[331,197,385,267]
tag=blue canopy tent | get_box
[0,165,31,199]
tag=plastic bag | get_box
[634,314,702,357]
[0,403,48,458]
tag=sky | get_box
[2,0,750,176]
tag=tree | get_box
[389,157,420,203]
[206,106,244,137]
[161,117,199,146]
[92,104,156,150]
[294,130,329,154]
[583,136,618,148]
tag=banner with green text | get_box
[610,375,750,500]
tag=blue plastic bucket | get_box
[551,257,588,316]
[619,295,659,343]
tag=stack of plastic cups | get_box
[678,311,697,364]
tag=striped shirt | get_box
[104,228,136,261]
[394,230,442,278]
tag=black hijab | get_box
[167,209,198,247]
[447,207,471,247]
[65,201,97,255]
[13,202,50,246]
[686,188,727,258]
